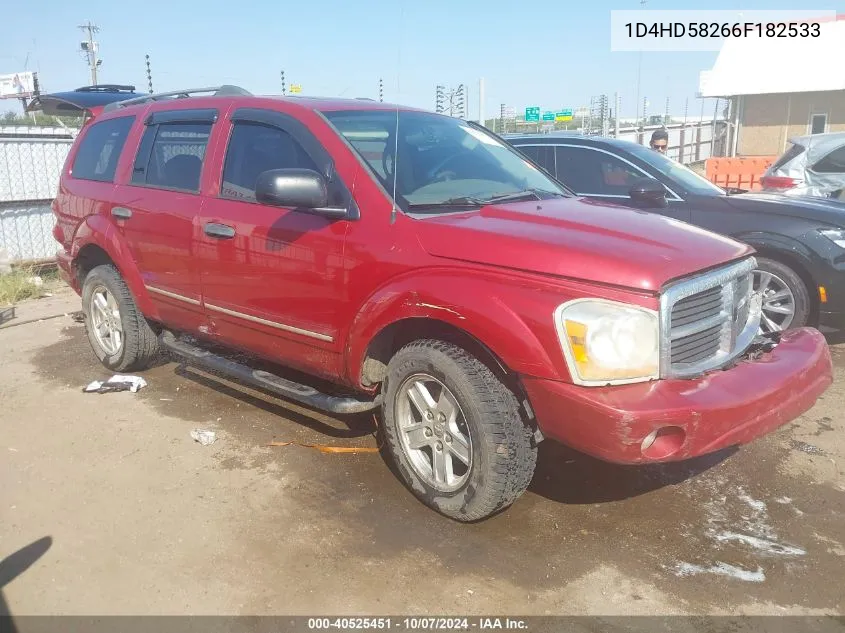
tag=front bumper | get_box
[523,328,832,464]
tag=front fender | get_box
[71,215,160,319]
[344,269,569,387]
[732,231,818,274]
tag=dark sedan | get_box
[507,133,845,333]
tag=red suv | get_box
[32,85,833,521]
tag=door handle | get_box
[111,207,132,219]
[204,223,236,239]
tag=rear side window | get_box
[132,122,212,193]
[221,122,319,201]
[770,143,806,171]
[71,116,134,182]
[813,146,845,173]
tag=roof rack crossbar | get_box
[103,84,252,112]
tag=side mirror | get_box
[255,168,348,218]
[628,177,668,208]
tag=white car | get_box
[761,131,845,201]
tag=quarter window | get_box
[132,122,212,193]
[554,146,645,195]
[221,122,319,201]
[813,146,845,174]
[71,116,134,182]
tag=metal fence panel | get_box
[0,138,71,202]
[0,131,73,262]
[0,202,56,261]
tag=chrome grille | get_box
[660,258,761,379]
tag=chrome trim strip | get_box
[146,285,202,306]
[205,302,333,342]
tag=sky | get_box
[1,0,841,121]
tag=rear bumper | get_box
[523,328,832,464]
[56,249,80,294]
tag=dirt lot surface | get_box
[2,288,844,618]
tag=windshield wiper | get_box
[484,188,566,204]
[408,189,566,211]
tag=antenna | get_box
[390,2,405,225]
[145,54,153,94]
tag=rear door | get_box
[109,107,218,332]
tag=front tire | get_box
[81,264,160,372]
[753,257,810,333]
[382,340,537,522]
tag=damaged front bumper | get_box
[522,328,833,464]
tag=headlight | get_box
[554,299,659,385]
[819,228,845,249]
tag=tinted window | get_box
[518,145,556,176]
[771,142,806,171]
[71,116,134,182]
[132,122,211,192]
[554,146,645,195]
[813,146,845,173]
[221,122,319,201]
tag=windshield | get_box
[627,143,725,196]
[323,110,569,213]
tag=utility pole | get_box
[614,92,620,138]
[500,103,507,134]
[145,54,153,94]
[379,77,384,102]
[478,78,485,128]
[78,21,100,86]
[635,0,647,129]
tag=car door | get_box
[197,108,352,377]
[550,144,691,221]
[110,108,217,332]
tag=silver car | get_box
[761,131,845,201]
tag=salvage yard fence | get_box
[0,126,75,263]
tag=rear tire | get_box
[81,264,160,372]
[753,257,810,333]
[382,339,537,522]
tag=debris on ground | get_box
[27,276,44,287]
[83,375,148,394]
[790,440,825,455]
[190,429,218,446]
[268,440,380,454]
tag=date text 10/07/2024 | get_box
[624,21,821,38]
[307,618,529,630]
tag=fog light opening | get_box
[641,426,686,459]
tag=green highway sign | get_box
[525,106,540,122]
[541,112,555,121]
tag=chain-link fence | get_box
[0,126,73,262]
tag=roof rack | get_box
[102,84,252,112]
[75,84,137,93]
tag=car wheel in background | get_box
[753,257,810,333]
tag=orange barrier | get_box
[705,156,777,191]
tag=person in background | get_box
[649,128,669,154]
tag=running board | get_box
[159,331,381,415]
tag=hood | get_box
[723,192,845,226]
[414,197,752,292]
